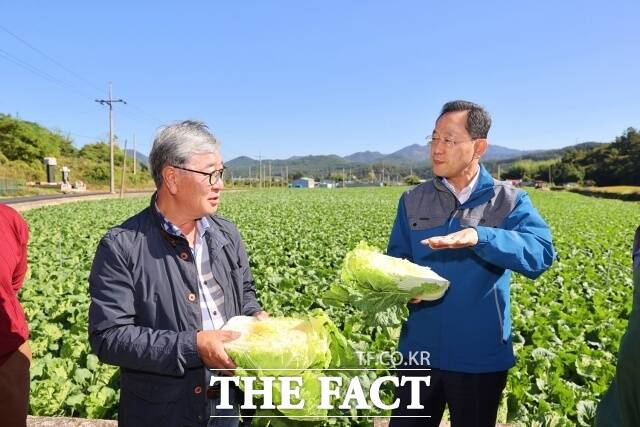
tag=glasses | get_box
[172,165,225,185]
[426,135,478,148]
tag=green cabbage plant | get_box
[323,242,449,328]
[222,310,353,423]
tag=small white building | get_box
[292,177,315,188]
[318,180,336,189]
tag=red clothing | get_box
[0,205,29,366]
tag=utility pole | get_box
[285,165,288,187]
[119,139,127,198]
[133,133,137,174]
[497,163,501,180]
[95,83,126,194]
[259,154,262,189]
[268,161,272,188]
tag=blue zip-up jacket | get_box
[387,165,556,373]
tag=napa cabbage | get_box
[324,242,450,327]
[222,310,353,421]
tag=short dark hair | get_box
[438,100,491,139]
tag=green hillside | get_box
[0,114,153,190]
[497,128,639,185]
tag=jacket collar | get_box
[149,192,229,251]
[433,164,496,208]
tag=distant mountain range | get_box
[343,144,528,165]
[225,142,608,178]
[125,149,149,166]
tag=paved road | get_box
[1,192,105,205]
[4,189,245,211]
[3,191,154,212]
[2,190,154,205]
[27,416,116,426]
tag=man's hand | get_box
[413,228,478,302]
[421,228,479,249]
[196,330,240,375]
[253,310,270,320]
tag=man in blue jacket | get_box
[89,120,267,427]
[387,101,555,426]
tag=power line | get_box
[0,45,159,151]
[0,48,93,101]
[0,26,161,128]
[0,24,103,93]
[0,25,163,156]
[0,49,58,84]
[125,102,163,125]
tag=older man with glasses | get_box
[89,120,267,427]
[387,100,556,426]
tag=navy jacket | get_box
[388,165,556,373]
[88,194,261,426]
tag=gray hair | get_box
[149,120,220,187]
[438,100,492,139]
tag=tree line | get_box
[500,128,639,186]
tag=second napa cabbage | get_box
[324,242,450,327]
[342,242,449,300]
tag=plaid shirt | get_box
[155,205,226,330]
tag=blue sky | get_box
[1,1,639,160]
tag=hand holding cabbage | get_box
[221,310,354,422]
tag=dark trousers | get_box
[389,368,508,427]
[0,341,31,427]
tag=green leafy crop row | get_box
[20,188,640,425]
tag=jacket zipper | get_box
[436,176,506,344]
[493,285,504,343]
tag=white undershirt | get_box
[442,168,480,205]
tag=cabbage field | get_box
[20,187,640,426]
